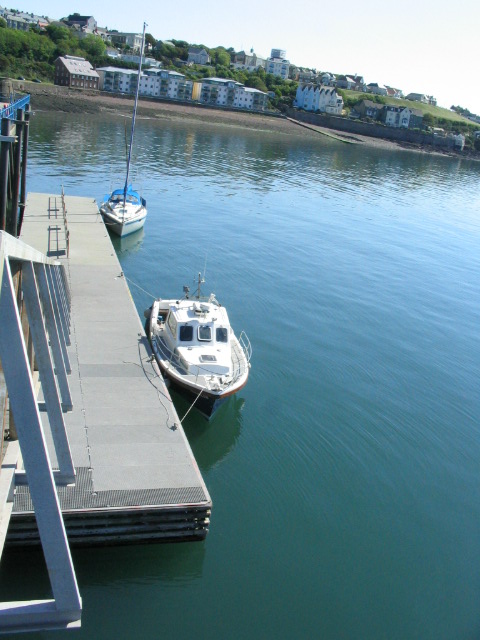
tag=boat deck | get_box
[9,192,211,545]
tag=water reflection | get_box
[28,111,480,209]
[179,395,244,472]
[110,227,145,258]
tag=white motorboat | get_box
[146,274,252,418]
[100,22,147,237]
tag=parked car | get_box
[33,79,42,83]
[17,76,25,80]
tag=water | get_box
[2,110,480,639]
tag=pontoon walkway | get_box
[9,192,211,545]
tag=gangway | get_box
[0,231,81,633]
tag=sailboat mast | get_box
[123,22,147,206]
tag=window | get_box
[198,325,212,341]
[216,327,228,343]
[167,312,177,337]
[179,325,193,341]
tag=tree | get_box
[79,34,106,65]
[0,17,6,28]
[423,113,434,128]
[211,47,230,67]
[145,33,156,49]
[46,24,71,44]
[245,75,268,93]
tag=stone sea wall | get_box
[286,107,435,145]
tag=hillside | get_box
[341,89,477,127]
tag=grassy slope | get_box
[342,90,477,126]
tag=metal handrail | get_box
[0,95,30,121]
[61,187,70,258]
[0,230,81,632]
[153,329,249,389]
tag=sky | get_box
[20,0,480,114]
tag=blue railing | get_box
[0,94,30,120]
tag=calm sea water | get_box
[2,110,480,639]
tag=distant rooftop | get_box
[58,55,99,77]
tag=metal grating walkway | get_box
[8,193,211,545]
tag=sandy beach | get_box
[20,81,478,160]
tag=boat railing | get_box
[154,333,245,389]
[238,331,252,364]
[154,334,188,375]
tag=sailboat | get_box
[100,22,147,237]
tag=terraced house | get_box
[294,84,344,115]
[196,78,268,111]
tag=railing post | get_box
[0,118,11,232]
[17,104,30,235]
[22,262,75,483]
[9,109,23,238]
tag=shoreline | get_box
[21,82,479,161]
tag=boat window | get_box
[199,355,217,363]
[198,325,212,341]
[167,312,177,337]
[179,325,193,341]
[216,327,228,343]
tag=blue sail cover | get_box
[104,185,146,206]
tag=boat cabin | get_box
[163,301,232,376]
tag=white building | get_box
[198,78,268,111]
[139,69,193,100]
[96,67,139,93]
[119,54,161,68]
[294,84,344,115]
[383,105,411,127]
[232,51,266,72]
[266,55,290,80]
[107,31,144,52]
[382,105,423,129]
[97,67,193,101]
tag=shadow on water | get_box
[0,536,206,601]
[175,393,244,472]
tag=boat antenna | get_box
[195,271,205,300]
[203,254,207,282]
[123,21,147,208]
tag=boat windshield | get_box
[198,325,212,342]
[216,327,228,343]
[179,325,193,341]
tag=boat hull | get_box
[101,207,147,238]
[159,360,248,419]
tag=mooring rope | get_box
[123,275,156,299]
[180,387,204,423]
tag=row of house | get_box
[294,84,344,115]
[351,99,424,129]
[2,7,445,111]
[53,56,269,111]
[294,86,427,130]
[0,6,49,30]
[189,47,291,80]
